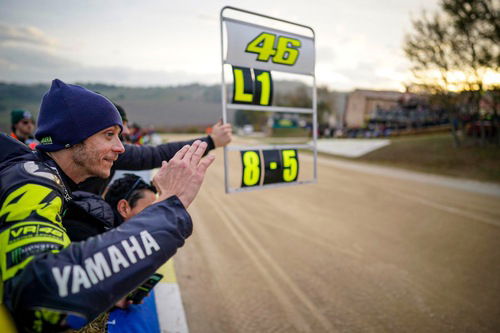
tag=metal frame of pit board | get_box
[220,6,317,193]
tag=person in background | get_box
[113,103,132,144]
[65,174,160,332]
[129,123,143,145]
[104,174,160,333]
[105,174,157,228]
[10,109,39,149]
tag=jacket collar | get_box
[36,150,78,197]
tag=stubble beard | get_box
[71,143,109,179]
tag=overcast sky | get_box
[0,0,439,91]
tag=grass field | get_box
[350,133,500,184]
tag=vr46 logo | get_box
[9,224,64,243]
[245,32,301,66]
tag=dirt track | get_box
[174,143,500,332]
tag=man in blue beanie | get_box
[35,79,126,180]
[0,79,215,332]
[35,79,124,151]
[77,103,232,194]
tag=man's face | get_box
[15,119,35,137]
[118,189,156,221]
[129,190,156,218]
[71,125,124,179]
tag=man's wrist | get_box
[154,194,186,208]
[206,135,216,149]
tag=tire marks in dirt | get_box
[204,188,335,332]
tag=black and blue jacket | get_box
[0,134,192,332]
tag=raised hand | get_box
[210,119,232,147]
[152,140,215,208]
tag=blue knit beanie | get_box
[35,79,123,152]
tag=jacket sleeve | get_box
[114,136,215,170]
[6,196,191,327]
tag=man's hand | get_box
[210,119,232,147]
[152,140,215,208]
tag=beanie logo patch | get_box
[40,136,53,145]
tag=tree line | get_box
[404,0,499,146]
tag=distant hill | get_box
[0,80,311,132]
[0,82,224,132]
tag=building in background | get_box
[344,89,403,129]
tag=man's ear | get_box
[117,199,131,220]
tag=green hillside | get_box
[0,80,311,133]
[0,82,223,132]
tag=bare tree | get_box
[404,0,500,146]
